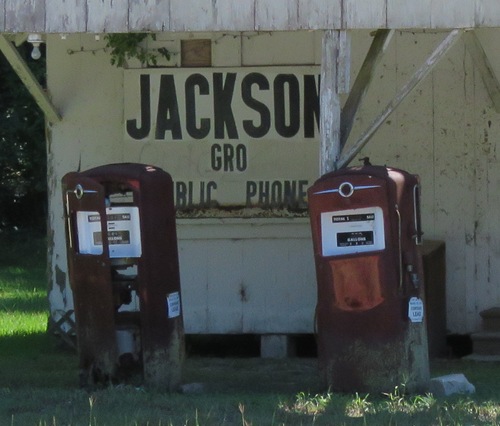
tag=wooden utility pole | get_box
[320,30,350,175]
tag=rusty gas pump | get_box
[62,163,184,390]
[308,164,429,393]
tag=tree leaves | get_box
[0,43,46,230]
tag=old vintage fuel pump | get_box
[308,164,429,393]
[62,163,184,389]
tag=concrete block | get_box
[429,373,475,397]
[260,335,295,358]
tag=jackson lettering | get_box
[126,72,320,141]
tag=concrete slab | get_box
[429,373,475,397]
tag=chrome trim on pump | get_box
[313,184,380,196]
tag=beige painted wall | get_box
[47,30,500,335]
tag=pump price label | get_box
[408,297,424,323]
[337,231,374,247]
[332,213,375,223]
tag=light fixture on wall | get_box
[27,33,43,60]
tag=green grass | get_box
[1,231,500,425]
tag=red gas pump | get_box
[62,163,184,389]
[308,164,429,393]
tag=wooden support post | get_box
[0,35,61,124]
[338,29,462,169]
[340,29,394,149]
[320,30,350,175]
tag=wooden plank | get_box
[337,31,351,93]
[338,29,463,169]
[341,29,393,148]
[213,0,255,31]
[431,0,474,28]
[298,0,342,29]
[463,31,500,112]
[5,0,45,32]
[86,0,128,32]
[320,30,342,174]
[170,0,214,31]
[0,1,5,32]
[0,35,61,124]
[255,0,299,31]
[181,39,211,67]
[469,66,495,331]
[46,0,86,33]
[475,0,500,26]
[430,39,473,332]
[343,0,386,29]
[7,1,500,32]
[128,0,171,32]
[387,0,431,28]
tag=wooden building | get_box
[3,1,500,355]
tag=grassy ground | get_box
[1,232,500,425]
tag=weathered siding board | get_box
[241,31,316,65]
[5,0,45,32]
[254,0,299,31]
[170,0,214,31]
[468,79,496,331]
[0,2,5,32]
[6,0,500,33]
[430,0,475,29]
[86,0,128,32]
[45,0,86,33]
[475,0,500,27]
[387,0,432,28]
[431,41,471,332]
[461,43,480,331]
[343,0,386,29]
[485,159,500,313]
[177,220,315,334]
[298,0,341,30]
[129,0,171,32]
[213,0,255,31]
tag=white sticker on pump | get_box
[408,297,424,323]
[167,292,181,318]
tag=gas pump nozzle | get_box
[406,264,420,288]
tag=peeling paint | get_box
[55,264,67,293]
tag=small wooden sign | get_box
[181,39,212,67]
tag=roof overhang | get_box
[2,0,500,34]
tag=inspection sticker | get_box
[167,292,181,318]
[408,297,424,323]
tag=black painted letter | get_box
[185,74,210,139]
[213,73,239,139]
[241,73,271,138]
[127,74,151,140]
[274,74,300,138]
[156,75,182,140]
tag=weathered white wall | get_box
[352,29,500,333]
[47,29,500,335]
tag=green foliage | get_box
[104,33,171,68]
[0,43,47,231]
